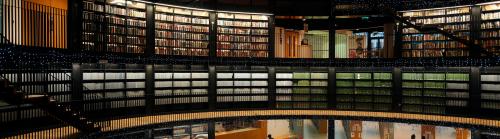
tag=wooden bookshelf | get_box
[480,3,500,55]
[400,6,471,57]
[154,5,210,56]
[216,12,270,58]
[335,72,392,111]
[82,0,146,53]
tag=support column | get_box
[470,6,481,58]
[384,23,395,58]
[329,0,336,59]
[145,64,154,114]
[208,66,217,110]
[469,67,481,117]
[268,67,276,109]
[209,13,217,60]
[328,67,336,109]
[208,121,216,139]
[71,63,83,110]
[328,120,335,139]
[392,67,402,112]
[145,4,155,57]
[67,0,83,51]
[394,17,403,58]
[269,16,275,60]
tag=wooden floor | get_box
[7,110,500,138]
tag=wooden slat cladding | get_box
[1,0,67,49]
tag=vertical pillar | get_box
[470,6,481,58]
[329,0,336,59]
[145,4,155,57]
[367,31,373,58]
[469,67,481,117]
[328,67,336,109]
[328,120,335,139]
[471,129,481,139]
[384,23,395,58]
[209,13,217,60]
[208,121,216,139]
[268,67,276,109]
[269,16,275,60]
[145,64,154,114]
[208,66,216,110]
[394,16,403,58]
[67,0,82,51]
[71,63,83,110]
[392,67,402,112]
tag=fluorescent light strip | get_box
[217,10,273,16]
[400,5,472,12]
[155,3,214,12]
[477,1,500,6]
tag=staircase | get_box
[0,33,101,133]
[0,78,101,133]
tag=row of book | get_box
[216,50,268,57]
[217,20,268,28]
[155,97,208,105]
[155,48,208,56]
[216,96,268,102]
[412,15,470,25]
[155,81,209,88]
[276,88,328,94]
[276,80,328,86]
[216,81,268,86]
[402,34,449,41]
[276,73,328,79]
[155,14,209,24]
[128,28,146,36]
[276,96,327,101]
[107,45,145,53]
[217,42,267,50]
[443,24,470,31]
[481,30,500,38]
[216,88,268,94]
[402,50,469,57]
[128,9,146,18]
[155,39,208,48]
[128,19,146,27]
[106,5,127,16]
[217,73,268,79]
[83,1,104,12]
[217,35,268,42]
[402,73,469,81]
[276,102,327,109]
[83,12,105,22]
[156,31,209,40]
[402,42,467,49]
[83,72,146,80]
[482,12,500,20]
[217,28,268,35]
[155,90,209,96]
[482,40,500,49]
[482,21,500,29]
[156,23,209,33]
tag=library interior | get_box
[1,0,500,138]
